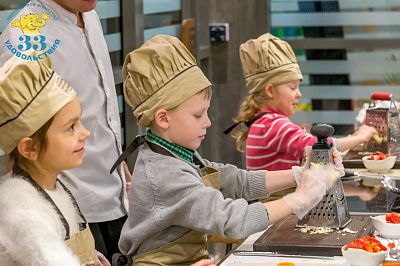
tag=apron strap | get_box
[148,141,207,169]
[57,179,87,227]
[110,135,146,174]
[110,135,208,174]
[223,112,269,135]
[14,166,71,240]
[14,165,86,240]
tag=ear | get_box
[17,138,39,161]
[154,109,169,130]
[264,83,274,98]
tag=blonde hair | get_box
[232,89,268,151]
[198,86,212,100]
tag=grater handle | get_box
[371,92,392,101]
[310,124,334,149]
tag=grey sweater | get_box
[119,143,270,256]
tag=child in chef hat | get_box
[111,34,342,265]
[0,56,109,266]
[227,33,377,172]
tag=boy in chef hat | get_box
[112,34,340,265]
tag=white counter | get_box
[220,168,400,266]
[219,230,348,266]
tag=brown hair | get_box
[232,89,268,152]
[7,117,54,173]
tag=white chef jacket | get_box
[0,0,128,222]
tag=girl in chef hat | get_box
[227,33,377,172]
[0,56,109,266]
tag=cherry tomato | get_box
[386,212,400,224]
[369,151,390,160]
[345,236,387,253]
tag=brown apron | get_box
[16,167,96,265]
[65,225,97,266]
[124,138,221,266]
[109,136,222,265]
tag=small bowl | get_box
[342,245,389,266]
[362,155,396,172]
[371,214,400,238]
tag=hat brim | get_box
[132,66,211,127]
[246,63,303,94]
[0,72,76,153]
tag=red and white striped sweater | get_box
[245,107,334,171]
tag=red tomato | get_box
[369,151,390,160]
[346,236,387,253]
[386,212,400,224]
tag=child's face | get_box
[271,80,302,117]
[165,93,211,150]
[37,98,90,172]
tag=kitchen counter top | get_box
[219,168,400,266]
[219,229,349,266]
[343,168,400,214]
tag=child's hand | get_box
[354,125,378,143]
[93,251,111,266]
[284,167,334,219]
[292,146,344,187]
[332,148,345,177]
[292,146,312,185]
[191,259,216,266]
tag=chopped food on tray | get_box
[296,226,357,235]
[298,226,333,235]
[341,228,357,234]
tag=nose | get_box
[204,114,211,129]
[80,124,91,141]
[296,88,302,98]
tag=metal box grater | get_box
[297,124,351,229]
[365,92,400,154]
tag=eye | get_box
[68,123,76,132]
[194,114,202,119]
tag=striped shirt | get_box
[246,107,331,171]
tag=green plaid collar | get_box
[146,130,194,163]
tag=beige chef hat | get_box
[123,34,212,127]
[0,56,77,154]
[240,33,303,94]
